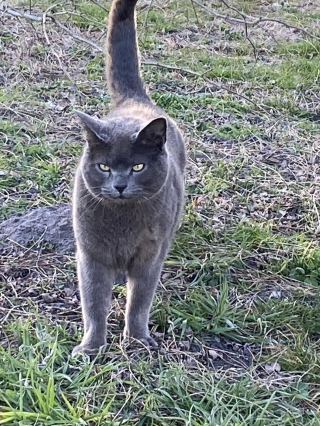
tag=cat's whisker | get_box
[75,194,103,223]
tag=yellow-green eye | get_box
[99,164,110,172]
[132,164,144,172]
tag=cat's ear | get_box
[136,117,167,151]
[76,111,106,146]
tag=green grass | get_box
[1,0,320,424]
[70,2,109,29]
[0,115,78,217]
[1,321,319,425]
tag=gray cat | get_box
[72,0,186,356]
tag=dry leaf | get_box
[208,349,219,360]
[265,362,281,374]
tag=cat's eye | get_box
[132,164,144,172]
[99,164,110,172]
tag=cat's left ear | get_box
[136,117,167,151]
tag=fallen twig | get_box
[42,4,56,45]
[0,5,105,51]
[0,4,42,21]
[50,15,104,52]
[191,0,320,41]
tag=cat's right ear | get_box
[76,111,106,147]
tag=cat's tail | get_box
[106,0,150,106]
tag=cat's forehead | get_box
[101,117,142,140]
[88,118,144,165]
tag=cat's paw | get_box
[72,343,106,357]
[123,332,158,348]
[139,336,158,347]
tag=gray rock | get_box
[0,203,75,254]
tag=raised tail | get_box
[106,0,150,106]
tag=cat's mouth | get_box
[100,192,132,201]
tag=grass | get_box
[1,0,320,424]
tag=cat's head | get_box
[77,111,168,201]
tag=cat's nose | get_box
[114,184,127,194]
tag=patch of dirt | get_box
[175,335,255,369]
[0,203,74,254]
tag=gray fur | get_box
[72,0,186,356]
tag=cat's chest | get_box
[86,206,159,265]
[87,204,158,247]
[103,206,152,233]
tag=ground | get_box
[0,0,320,424]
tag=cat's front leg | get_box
[125,257,164,347]
[72,251,113,356]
